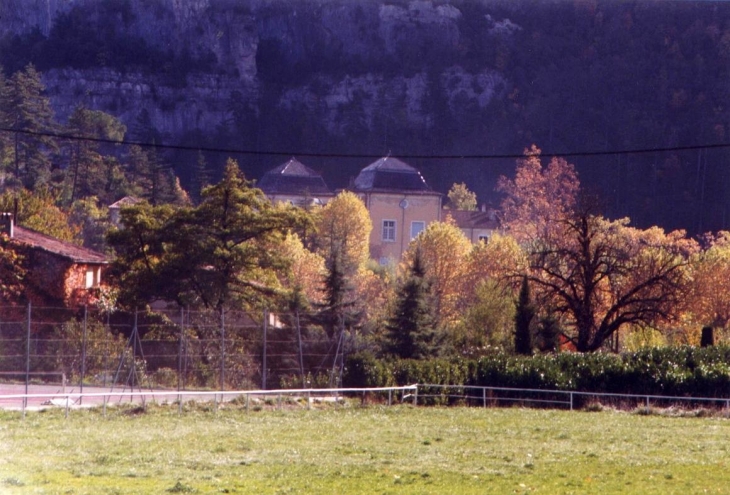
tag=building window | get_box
[478,234,490,243]
[410,221,425,240]
[382,220,396,242]
[85,267,101,288]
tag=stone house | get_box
[0,213,109,309]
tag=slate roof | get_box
[13,226,108,264]
[258,158,333,196]
[447,210,501,230]
[353,157,434,193]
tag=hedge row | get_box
[343,347,730,398]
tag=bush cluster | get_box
[344,347,730,398]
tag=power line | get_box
[2,126,730,160]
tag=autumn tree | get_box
[314,191,372,274]
[312,191,371,347]
[683,232,730,341]
[0,187,79,241]
[277,232,326,307]
[385,248,438,359]
[446,182,478,211]
[0,235,27,304]
[450,233,525,355]
[528,206,696,352]
[402,218,472,329]
[497,145,580,243]
[462,233,527,301]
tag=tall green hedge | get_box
[343,347,730,398]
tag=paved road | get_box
[0,383,239,411]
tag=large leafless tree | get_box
[528,209,696,352]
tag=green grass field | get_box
[0,401,728,494]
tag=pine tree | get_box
[0,68,12,170]
[64,105,126,203]
[514,276,534,355]
[386,248,438,359]
[191,150,211,204]
[4,64,59,190]
[317,247,359,340]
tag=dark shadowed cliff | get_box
[2,0,730,235]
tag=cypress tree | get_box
[514,276,534,355]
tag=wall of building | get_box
[361,192,441,262]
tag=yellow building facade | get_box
[353,157,442,263]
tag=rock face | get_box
[3,0,512,144]
[42,68,258,139]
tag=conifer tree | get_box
[514,275,534,355]
[4,64,59,190]
[191,150,212,204]
[64,105,126,203]
[317,247,360,340]
[385,248,438,359]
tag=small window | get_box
[382,220,396,242]
[478,234,491,243]
[85,267,101,288]
[410,221,425,240]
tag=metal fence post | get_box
[262,309,268,390]
[413,386,418,406]
[219,308,225,392]
[570,392,574,411]
[23,302,31,416]
[483,388,486,408]
[178,306,184,412]
[80,305,87,405]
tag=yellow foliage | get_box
[402,219,471,328]
[315,191,372,272]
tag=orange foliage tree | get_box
[685,232,730,337]
[528,207,696,352]
[497,145,580,244]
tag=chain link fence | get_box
[0,304,360,393]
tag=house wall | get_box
[18,246,104,308]
[461,228,495,243]
[360,192,442,262]
[65,263,106,308]
[23,248,70,305]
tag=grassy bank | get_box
[0,403,728,494]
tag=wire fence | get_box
[0,385,419,417]
[415,384,730,412]
[0,304,361,394]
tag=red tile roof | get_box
[13,226,108,264]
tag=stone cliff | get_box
[2,0,511,147]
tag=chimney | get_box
[0,212,14,238]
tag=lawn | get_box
[0,401,728,494]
